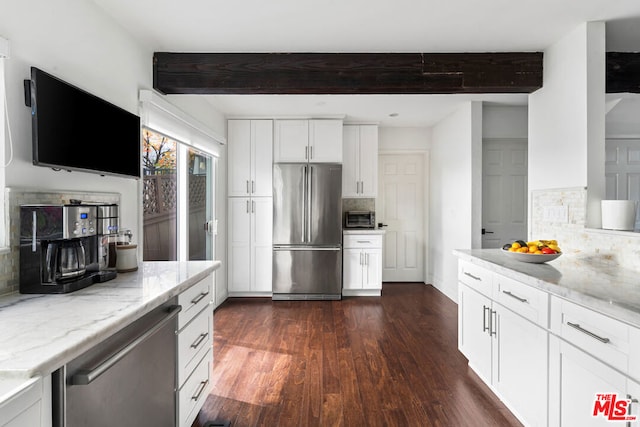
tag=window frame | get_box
[0,36,10,250]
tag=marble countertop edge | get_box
[453,249,640,328]
[0,260,220,383]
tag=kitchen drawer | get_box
[178,349,212,427]
[178,308,213,386]
[343,234,383,249]
[494,273,549,327]
[458,260,493,298]
[178,275,213,330]
[550,296,631,375]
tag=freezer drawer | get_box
[273,247,342,300]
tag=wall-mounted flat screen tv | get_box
[27,67,141,179]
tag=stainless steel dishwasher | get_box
[52,300,181,427]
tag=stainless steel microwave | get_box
[345,211,376,229]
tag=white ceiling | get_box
[92,0,640,127]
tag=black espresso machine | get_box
[19,204,117,294]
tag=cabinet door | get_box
[358,125,378,197]
[550,337,627,427]
[458,284,492,384]
[309,119,343,163]
[228,198,251,292]
[342,125,360,197]
[227,120,252,196]
[251,120,273,197]
[363,248,382,289]
[251,198,273,292]
[343,248,363,289]
[274,120,309,162]
[494,305,548,426]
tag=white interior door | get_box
[605,138,640,229]
[481,139,527,248]
[378,154,425,282]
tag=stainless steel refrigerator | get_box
[272,163,342,300]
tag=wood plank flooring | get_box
[192,283,522,427]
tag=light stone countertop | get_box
[0,260,220,383]
[343,229,386,235]
[453,249,640,328]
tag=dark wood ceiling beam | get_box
[606,52,640,93]
[153,52,544,95]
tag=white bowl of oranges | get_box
[501,240,562,263]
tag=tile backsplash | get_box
[0,188,120,295]
[531,187,640,270]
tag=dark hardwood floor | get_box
[193,283,522,427]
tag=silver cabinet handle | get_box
[566,322,610,343]
[305,146,308,160]
[191,290,210,305]
[246,180,249,194]
[70,305,182,385]
[490,310,497,336]
[191,332,209,349]
[464,271,482,281]
[482,305,490,333]
[252,200,255,213]
[627,395,639,427]
[310,146,313,159]
[246,200,249,213]
[252,180,255,193]
[502,290,528,303]
[192,380,209,401]
[357,240,371,244]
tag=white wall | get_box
[428,101,482,302]
[0,0,226,275]
[483,105,528,139]
[378,126,431,151]
[528,22,605,228]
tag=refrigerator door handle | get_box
[273,246,341,251]
[307,165,313,243]
[302,165,307,243]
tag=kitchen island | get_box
[454,249,640,427]
[0,260,220,426]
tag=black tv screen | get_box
[29,67,141,178]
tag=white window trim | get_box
[0,36,10,251]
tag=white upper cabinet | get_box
[274,119,342,163]
[309,120,343,162]
[228,119,273,197]
[342,124,378,197]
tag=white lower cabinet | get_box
[458,261,547,427]
[228,197,273,295]
[0,377,51,427]
[458,283,493,383]
[177,274,214,427]
[549,295,640,427]
[343,233,383,296]
[495,304,548,427]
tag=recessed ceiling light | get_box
[389,112,399,117]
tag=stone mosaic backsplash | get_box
[0,188,120,295]
[531,187,640,270]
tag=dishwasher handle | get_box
[70,305,182,386]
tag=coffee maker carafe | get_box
[20,204,116,294]
[45,238,86,282]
